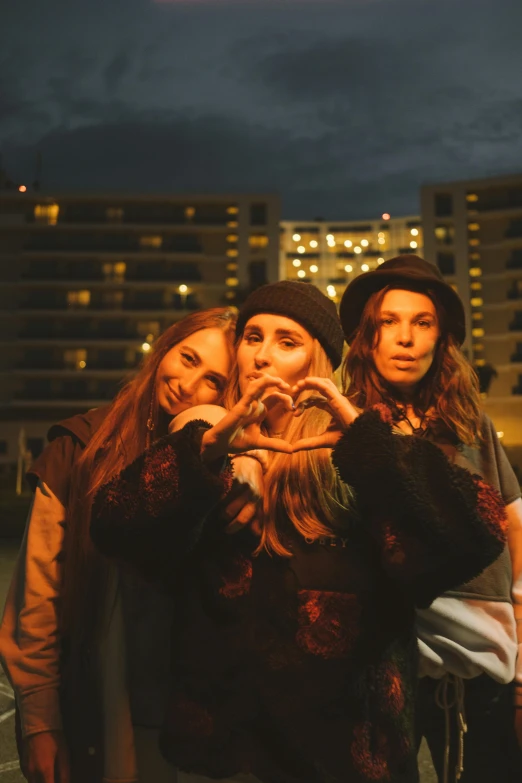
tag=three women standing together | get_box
[1,256,521,783]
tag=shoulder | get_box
[47,405,111,446]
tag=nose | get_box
[253,342,272,369]
[178,372,200,399]
[397,322,413,347]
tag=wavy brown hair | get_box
[62,308,237,637]
[225,339,353,557]
[342,284,482,445]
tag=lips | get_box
[391,355,415,362]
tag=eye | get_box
[244,332,261,344]
[417,320,434,329]
[280,339,298,349]
[206,375,222,391]
[181,351,196,364]
[380,318,395,327]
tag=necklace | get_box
[394,406,429,437]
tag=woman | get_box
[0,307,238,783]
[91,280,508,783]
[338,255,522,783]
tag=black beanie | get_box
[236,281,344,369]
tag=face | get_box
[371,289,440,393]
[156,328,232,417]
[237,314,314,393]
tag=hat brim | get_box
[339,269,466,345]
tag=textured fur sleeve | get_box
[90,420,233,582]
[332,409,508,608]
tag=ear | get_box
[168,404,228,434]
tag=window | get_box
[434,193,453,217]
[468,223,480,231]
[466,193,479,203]
[102,262,126,282]
[436,252,455,275]
[139,235,163,249]
[137,321,160,340]
[67,290,91,308]
[103,290,124,308]
[226,263,238,271]
[64,348,87,370]
[227,234,238,243]
[34,203,59,225]
[185,206,195,220]
[226,249,238,258]
[434,225,454,244]
[226,277,239,287]
[106,207,124,223]
[249,260,268,289]
[249,234,269,248]
[227,206,239,215]
[250,203,267,226]
[0,440,7,455]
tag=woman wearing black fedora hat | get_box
[337,255,522,783]
[90,279,509,783]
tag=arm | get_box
[332,409,507,608]
[90,420,233,582]
[507,498,522,711]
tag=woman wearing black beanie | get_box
[90,280,507,783]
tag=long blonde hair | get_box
[225,340,353,558]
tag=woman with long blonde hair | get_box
[91,280,508,783]
[0,307,238,783]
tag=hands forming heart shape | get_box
[200,372,360,463]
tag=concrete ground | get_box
[0,539,437,782]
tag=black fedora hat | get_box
[339,255,466,345]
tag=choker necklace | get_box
[394,406,428,437]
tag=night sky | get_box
[3,0,522,219]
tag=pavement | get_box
[0,539,438,782]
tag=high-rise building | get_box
[421,173,522,448]
[0,191,280,466]
[280,215,423,303]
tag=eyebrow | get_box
[180,345,228,383]
[244,324,305,340]
[381,310,436,319]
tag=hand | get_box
[201,373,294,462]
[222,455,265,534]
[515,708,522,750]
[291,377,360,451]
[22,731,70,783]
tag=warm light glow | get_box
[377,257,385,264]
[466,194,479,203]
[142,342,151,352]
[326,234,334,241]
[292,259,301,267]
[469,267,482,277]
[310,264,318,273]
[361,263,370,272]
[227,206,239,215]
[382,213,391,220]
[146,333,155,343]
[497,431,504,439]
[297,269,306,278]
[185,206,195,219]
[326,285,336,297]
[344,240,353,248]
[410,228,419,236]
[18,185,27,193]
[344,264,353,273]
[378,232,385,238]
[468,223,480,231]
[309,240,318,248]
[179,284,188,293]
[78,360,86,369]
[35,203,59,225]
[354,246,362,254]
[293,233,301,241]
[410,241,418,249]
[226,277,239,287]
[378,237,385,245]
[361,239,369,247]
[327,239,336,247]
[471,328,485,337]
[470,297,483,307]
[297,245,305,253]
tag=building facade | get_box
[421,173,522,448]
[280,215,423,303]
[0,191,280,467]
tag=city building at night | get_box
[0,191,280,467]
[280,215,423,305]
[421,173,522,448]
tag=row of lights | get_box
[292,226,420,251]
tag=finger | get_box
[292,432,342,451]
[225,502,258,534]
[221,486,255,521]
[262,392,295,413]
[291,377,339,398]
[250,435,293,453]
[245,374,291,402]
[293,395,330,417]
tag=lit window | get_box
[179,284,188,294]
[226,263,238,271]
[249,234,269,248]
[139,235,163,249]
[354,246,362,254]
[469,252,481,261]
[67,290,91,308]
[327,285,336,297]
[103,262,126,282]
[345,264,353,273]
[226,291,236,300]
[466,193,479,202]
[474,343,484,351]
[410,228,419,236]
[227,221,238,228]
[469,267,482,277]
[468,223,480,231]
[293,234,301,242]
[472,327,485,337]
[137,321,160,338]
[410,241,418,249]
[378,237,385,245]
[327,239,336,248]
[361,239,369,248]
[226,277,239,287]
[378,232,385,238]
[227,234,238,242]
[361,263,370,272]
[472,312,484,320]
[377,257,384,264]
[185,206,195,220]
[142,342,151,352]
[434,226,447,240]
[344,240,353,248]
[297,270,306,278]
[326,234,335,242]
[226,249,238,258]
[475,359,486,367]
[64,348,87,370]
[227,206,239,215]
[106,207,123,222]
[297,245,305,254]
[34,203,59,225]
[310,240,318,248]
[496,431,504,439]
[471,297,484,307]
[469,238,480,246]
[310,265,318,273]
[470,282,482,291]
[292,259,302,267]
